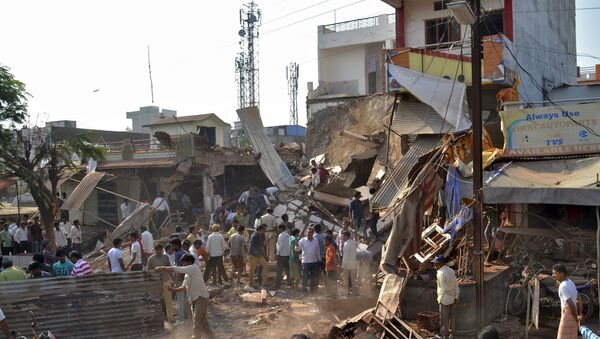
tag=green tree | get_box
[0,65,104,251]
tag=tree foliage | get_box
[0,64,104,250]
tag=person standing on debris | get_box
[296,227,320,293]
[0,224,12,255]
[349,192,366,239]
[141,226,154,265]
[309,167,320,189]
[247,224,269,288]
[432,255,459,339]
[70,251,92,277]
[30,216,43,253]
[147,243,175,323]
[127,231,145,271]
[228,225,246,285]
[341,231,358,295]
[107,238,125,273]
[275,224,291,290]
[151,192,170,228]
[53,249,75,277]
[13,222,29,254]
[54,221,67,250]
[69,219,83,254]
[204,224,229,285]
[120,198,134,221]
[324,235,338,298]
[260,208,278,261]
[553,263,583,339]
[317,163,329,185]
[313,224,326,285]
[367,188,379,240]
[155,254,215,339]
[289,228,301,290]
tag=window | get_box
[433,0,451,11]
[425,18,461,46]
[479,10,504,36]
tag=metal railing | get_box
[322,13,395,34]
[101,136,180,154]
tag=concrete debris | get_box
[239,292,266,304]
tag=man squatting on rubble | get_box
[432,255,459,339]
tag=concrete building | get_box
[314,13,396,99]
[143,113,231,147]
[126,106,177,134]
[44,120,149,144]
[264,124,306,145]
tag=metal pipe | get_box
[471,0,485,331]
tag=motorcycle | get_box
[10,311,55,339]
[506,265,596,322]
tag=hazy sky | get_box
[0,0,598,131]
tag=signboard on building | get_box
[501,102,600,157]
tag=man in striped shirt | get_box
[70,251,92,276]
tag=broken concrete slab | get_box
[240,292,266,304]
[310,191,351,207]
[273,204,287,218]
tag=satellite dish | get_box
[239,29,246,37]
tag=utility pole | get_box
[470,0,484,330]
[147,45,155,104]
[286,62,299,125]
[235,1,262,109]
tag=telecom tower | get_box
[235,1,261,109]
[286,62,299,125]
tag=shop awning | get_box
[483,157,600,206]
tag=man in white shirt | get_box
[155,254,215,339]
[140,226,154,265]
[69,219,83,254]
[341,230,358,295]
[203,224,229,285]
[151,192,170,228]
[275,224,291,290]
[54,221,68,249]
[296,227,320,293]
[107,238,125,273]
[260,208,278,261]
[553,263,582,339]
[13,223,29,253]
[127,231,144,271]
[432,255,459,339]
[120,199,135,221]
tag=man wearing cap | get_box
[432,255,459,339]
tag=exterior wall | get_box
[508,0,577,102]
[126,106,177,134]
[403,0,502,47]
[149,117,230,147]
[318,44,367,96]
[551,85,600,103]
[318,14,395,49]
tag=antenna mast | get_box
[147,45,155,104]
[235,1,262,109]
[286,62,299,125]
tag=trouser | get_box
[289,260,301,288]
[248,255,269,287]
[32,240,43,253]
[326,271,338,296]
[302,262,319,292]
[154,210,168,228]
[342,268,356,292]
[192,297,215,339]
[353,218,366,238]
[130,264,143,271]
[177,291,186,322]
[266,232,276,261]
[203,256,228,284]
[1,246,12,255]
[275,255,290,289]
[439,303,455,339]
[161,282,174,322]
[369,212,379,238]
[19,241,29,253]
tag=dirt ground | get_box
[161,285,377,339]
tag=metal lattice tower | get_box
[286,62,299,125]
[235,1,261,109]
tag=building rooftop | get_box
[143,113,230,127]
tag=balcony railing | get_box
[321,13,395,34]
[101,137,180,161]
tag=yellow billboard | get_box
[501,102,600,157]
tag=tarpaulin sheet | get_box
[237,106,297,190]
[387,63,471,131]
[483,157,600,206]
[61,172,105,210]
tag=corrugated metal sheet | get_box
[371,135,442,208]
[0,272,163,338]
[61,172,105,210]
[237,107,297,189]
[390,102,456,135]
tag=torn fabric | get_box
[387,63,471,131]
